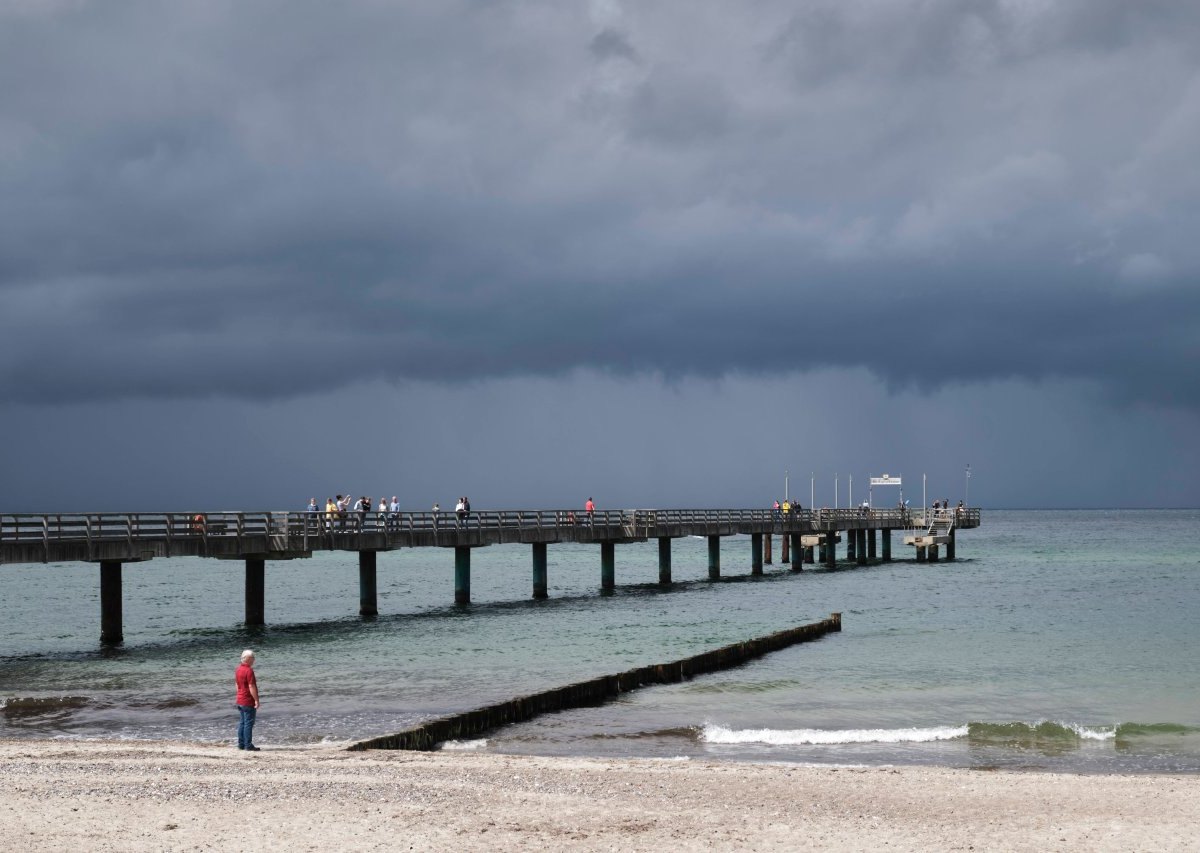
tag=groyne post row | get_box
[0,509,978,644]
[348,612,843,751]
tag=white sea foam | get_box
[702,724,969,746]
[438,739,488,751]
[1065,723,1116,741]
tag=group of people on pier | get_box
[304,495,476,532]
[772,499,802,519]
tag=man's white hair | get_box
[241,649,255,662]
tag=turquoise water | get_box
[2,510,1199,773]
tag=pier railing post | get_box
[707,535,721,580]
[359,550,378,616]
[532,542,548,599]
[99,560,123,645]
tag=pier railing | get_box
[0,507,980,550]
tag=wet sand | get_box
[1,739,1198,851]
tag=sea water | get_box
[2,509,1198,773]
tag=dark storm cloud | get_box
[2,0,1199,408]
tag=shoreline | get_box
[2,739,1198,851]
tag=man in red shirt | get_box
[235,649,261,751]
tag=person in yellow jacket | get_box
[782,500,791,516]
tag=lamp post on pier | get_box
[966,464,971,507]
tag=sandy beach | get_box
[1,740,1197,851]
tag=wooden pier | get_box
[0,507,980,644]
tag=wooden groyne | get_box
[348,612,842,751]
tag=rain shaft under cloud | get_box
[0,1,1198,509]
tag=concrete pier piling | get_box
[867,529,877,561]
[245,558,265,626]
[882,529,892,562]
[600,541,615,590]
[532,542,547,599]
[780,533,790,564]
[751,533,763,576]
[707,535,721,580]
[824,532,837,568]
[789,534,802,572]
[99,560,122,644]
[658,537,672,585]
[454,546,471,604]
[804,545,815,564]
[764,533,773,565]
[946,528,956,560]
[846,530,857,562]
[359,550,379,616]
[856,529,867,565]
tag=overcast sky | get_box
[1,0,1197,511]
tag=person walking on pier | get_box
[585,497,595,523]
[455,498,466,524]
[235,649,261,751]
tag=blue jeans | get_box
[237,704,257,749]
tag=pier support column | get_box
[532,542,548,599]
[99,560,123,645]
[946,528,956,561]
[764,533,773,565]
[751,533,763,576]
[789,534,802,572]
[455,546,471,604]
[856,529,867,565]
[867,529,877,561]
[780,533,790,565]
[818,540,827,563]
[601,542,615,590]
[804,545,815,564]
[929,544,940,562]
[358,551,378,616]
[245,558,265,626]
[882,529,892,562]
[824,533,837,568]
[846,530,857,562]
[658,537,672,585]
[707,535,721,580]
[916,545,927,563]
